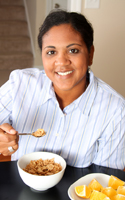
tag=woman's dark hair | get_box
[38,9,93,52]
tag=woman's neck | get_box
[54,79,88,110]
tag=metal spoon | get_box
[18,131,46,138]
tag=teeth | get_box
[57,71,73,76]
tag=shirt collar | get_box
[37,71,97,116]
[37,72,56,107]
[77,71,97,116]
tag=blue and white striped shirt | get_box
[0,68,125,169]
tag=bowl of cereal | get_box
[17,151,66,191]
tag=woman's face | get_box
[42,24,94,94]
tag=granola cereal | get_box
[32,129,46,137]
[23,158,62,176]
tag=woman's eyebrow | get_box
[44,43,82,49]
[66,43,82,48]
[44,46,56,49]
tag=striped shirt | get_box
[0,68,125,169]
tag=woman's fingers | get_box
[0,123,19,155]
[2,143,19,156]
[0,137,18,154]
[0,123,17,135]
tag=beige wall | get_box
[81,0,125,97]
[26,0,125,97]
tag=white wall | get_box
[25,0,46,68]
[82,0,125,97]
[25,0,36,57]
[34,0,46,68]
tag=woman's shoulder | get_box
[5,68,50,93]
[9,68,49,83]
[94,76,125,107]
[10,68,45,77]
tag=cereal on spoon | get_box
[32,129,46,137]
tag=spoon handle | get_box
[18,133,31,135]
[18,132,46,138]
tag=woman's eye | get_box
[47,51,55,55]
[69,49,79,54]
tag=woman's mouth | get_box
[56,70,74,76]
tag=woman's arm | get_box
[93,105,125,170]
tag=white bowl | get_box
[17,152,66,191]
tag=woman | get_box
[0,10,125,169]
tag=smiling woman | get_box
[0,10,125,170]
[38,10,94,110]
[41,24,94,109]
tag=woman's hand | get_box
[0,123,19,156]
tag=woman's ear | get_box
[89,45,94,66]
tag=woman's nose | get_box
[55,53,70,66]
